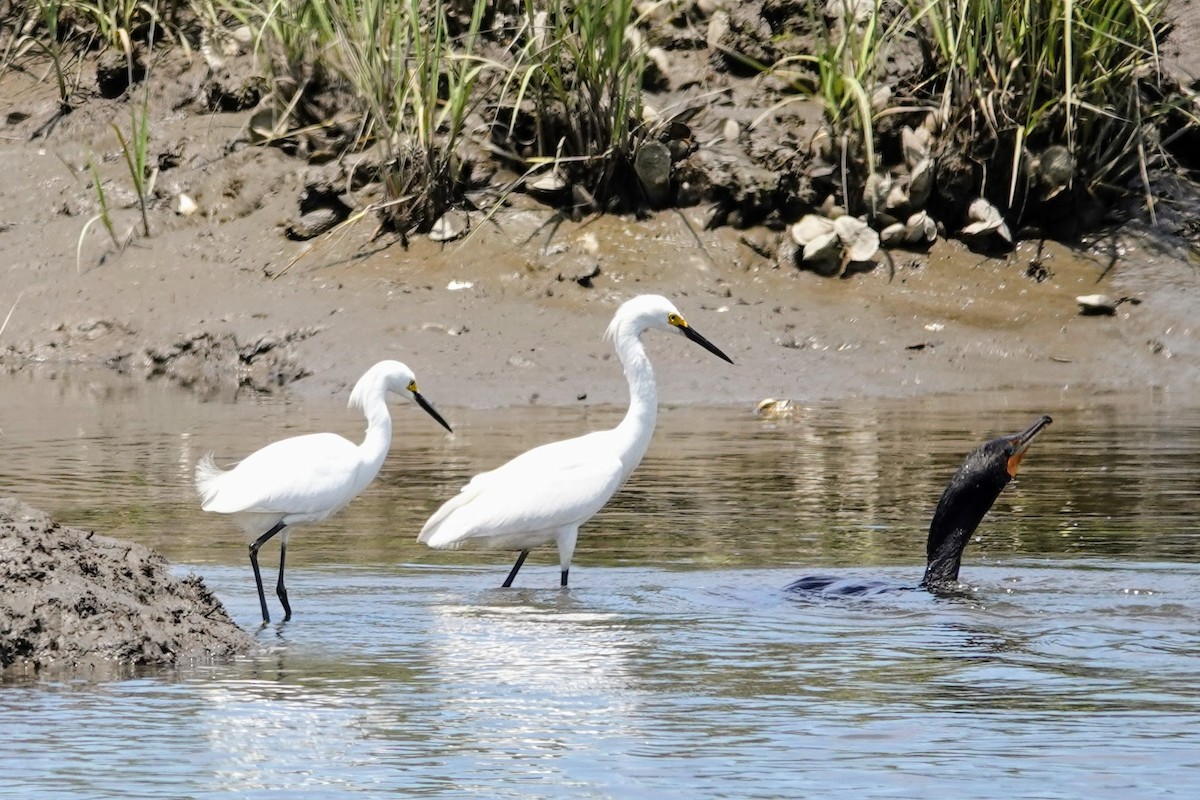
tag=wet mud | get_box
[1,497,253,678]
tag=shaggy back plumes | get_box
[194,453,226,510]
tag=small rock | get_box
[1076,294,1118,316]
[832,215,880,262]
[880,222,906,247]
[175,193,198,217]
[961,197,1013,243]
[429,211,467,242]
[527,170,567,200]
[791,213,835,246]
[286,207,342,241]
[634,140,673,207]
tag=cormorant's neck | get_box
[921,471,1010,589]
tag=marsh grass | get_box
[77,21,156,269]
[325,0,491,234]
[759,2,912,213]
[113,98,154,236]
[78,155,123,270]
[214,0,492,234]
[906,0,1181,219]
[216,0,335,128]
[5,0,78,112]
[499,0,651,210]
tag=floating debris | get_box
[755,398,797,419]
[446,280,474,291]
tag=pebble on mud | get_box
[0,497,253,676]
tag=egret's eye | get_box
[407,380,419,393]
[667,313,683,326]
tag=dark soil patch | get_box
[1,497,253,679]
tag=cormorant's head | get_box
[922,415,1052,590]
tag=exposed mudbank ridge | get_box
[0,497,253,676]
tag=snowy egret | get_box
[196,360,452,623]
[418,294,733,587]
[786,415,1052,595]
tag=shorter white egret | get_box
[418,294,732,587]
[196,360,452,623]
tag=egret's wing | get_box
[419,446,623,548]
[199,433,362,515]
[419,431,609,539]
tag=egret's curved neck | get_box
[355,382,394,488]
[612,327,658,478]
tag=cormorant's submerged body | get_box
[786,415,1052,597]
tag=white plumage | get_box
[418,294,733,587]
[196,359,452,623]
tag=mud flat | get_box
[0,497,253,679]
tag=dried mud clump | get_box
[0,497,253,676]
[108,328,321,399]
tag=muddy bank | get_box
[0,497,253,679]
[0,5,1198,408]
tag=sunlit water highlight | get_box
[2,372,1199,797]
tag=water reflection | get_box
[4,374,1200,795]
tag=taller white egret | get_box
[418,294,733,587]
[196,360,452,623]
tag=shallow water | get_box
[2,372,1200,797]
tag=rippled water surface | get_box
[2,372,1199,797]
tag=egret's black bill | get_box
[682,324,734,364]
[415,392,453,432]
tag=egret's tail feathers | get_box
[194,453,227,510]
[418,483,483,546]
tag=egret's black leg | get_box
[502,549,530,588]
[249,522,287,624]
[561,567,569,588]
[277,538,292,622]
[249,548,269,624]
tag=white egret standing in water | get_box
[196,360,452,623]
[418,294,733,587]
